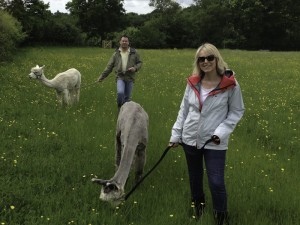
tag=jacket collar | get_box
[116,47,136,54]
[187,73,236,95]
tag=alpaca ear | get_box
[91,178,109,186]
[36,65,39,68]
[41,65,45,70]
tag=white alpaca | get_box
[28,65,81,106]
[92,101,149,205]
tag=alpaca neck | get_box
[39,74,55,88]
[112,144,138,189]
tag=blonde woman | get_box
[169,43,245,224]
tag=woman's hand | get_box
[169,142,179,148]
[211,135,220,145]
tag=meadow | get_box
[0,47,299,225]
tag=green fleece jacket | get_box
[99,47,142,81]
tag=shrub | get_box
[0,10,26,62]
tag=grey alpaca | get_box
[92,101,148,204]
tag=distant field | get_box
[0,47,299,225]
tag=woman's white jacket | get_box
[170,74,245,150]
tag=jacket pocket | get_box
[182,110,199,141]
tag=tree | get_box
[228,0,299,50]
[4,0,51,43]
[0,0,7,9]
[138,19,167,48]
[66,0,126,39]
[149,0,180,12]
[125,12,148,28]
[152,4,185,48]
[177,6,202,48]
[44,12,85,45]
[148,1,194,48]
[5,0,27,25]
[186,0,233,48]
[262,0,300,50]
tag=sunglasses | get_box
[198,55,215,62]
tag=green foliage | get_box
[1,0,300,49]
[44,12,86,46]
[66,0,126,38]
[124,12,148,28]
[149,0,181,12]
[4,0,52,43]
[111,27,140,48]
[228,0,300,50]
[0,47,300,225]
[113,19,167,49]
[137,19,167,49]
[0,10,26,61]
[121,0,300,50]
[191,0,234,47]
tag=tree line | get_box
[1,0,299,61]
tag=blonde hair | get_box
[192,43,228,76]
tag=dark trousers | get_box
[182,143,227,212]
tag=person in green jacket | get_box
[98,35,142,111]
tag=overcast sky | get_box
[43,0,193,14]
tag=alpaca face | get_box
[100,183,124,206]
[91,178,124,205]
[29,65,44,79]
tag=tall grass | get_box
[0,47,299,225]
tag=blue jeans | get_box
[117,79,133,107]
[182,143,227,212]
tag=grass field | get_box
[0,47,299,225]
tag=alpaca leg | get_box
[76,76,81,103]
[115,131,122,171]
[75,87,80,103]
[69,89,75,105]
[56,91,63,106]
[62,89,70,106]
[135,143,146,183]
[69,88,80,104]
